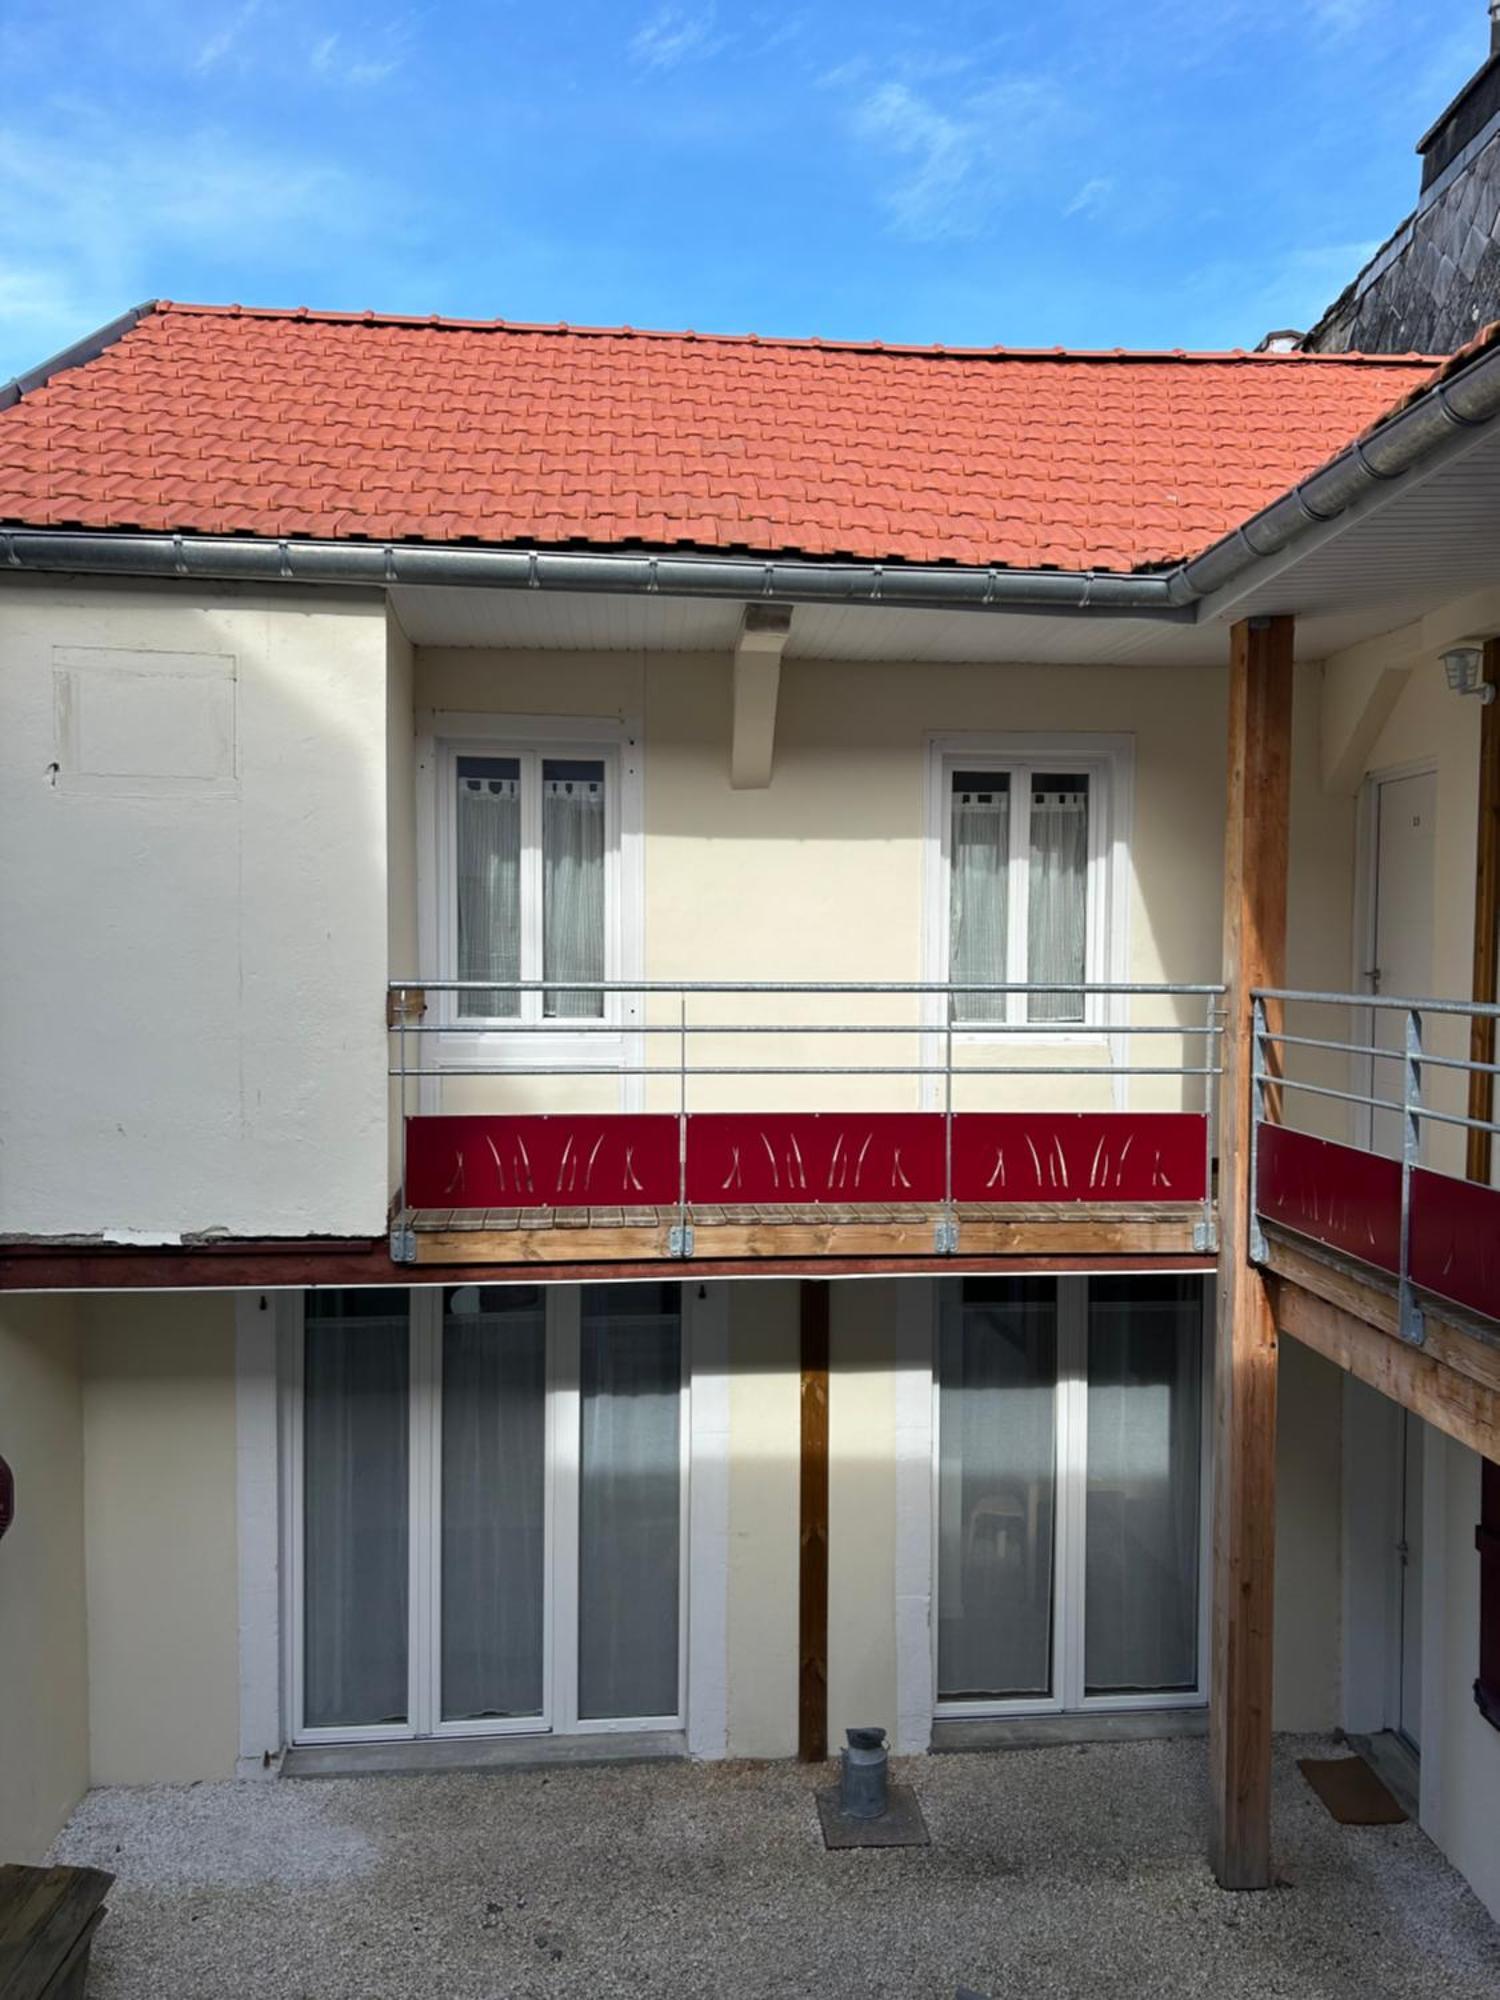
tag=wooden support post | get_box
[1466,638,1500,1183]
[1210,613,1294,1890]
[798,1278,830,1762]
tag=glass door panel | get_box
[578,1284,683,1721]
[936,1278,1059,1702]
[1083,1277,1203,1696]
[440,1286,548,1724]
[303,1289,411,1729]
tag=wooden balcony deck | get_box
[395,1199,1210,1266]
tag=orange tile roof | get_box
[0,302,1442,574]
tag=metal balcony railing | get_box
[387,979,1225,1246]
[1251,988,1500,1336]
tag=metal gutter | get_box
[0,529,1190,619]
[0,301,157,411]
[1168,329,1500,609]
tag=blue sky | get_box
[0,0,1486,381]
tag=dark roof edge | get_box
[0,302,159,411]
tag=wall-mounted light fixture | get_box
[1440,640,1496,704]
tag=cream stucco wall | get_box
[0,576,393,1240]
[725,1280,800,1758]
[81,1291,240,1785]
[0,1295,89,1860]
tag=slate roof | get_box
[0,302,1442,574]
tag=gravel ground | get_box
[51,1733,1499,2000]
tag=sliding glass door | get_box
[287,1284,686,1743]
[935,1275,1207,1715]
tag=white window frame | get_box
[929,1274,1213,1721]
[415,711,644,1105]
[922,732,1133,1078]
[278,1282,692,1747]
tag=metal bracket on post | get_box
[1248,994,1268,1265]
[389,1224,416,1265]
[1193,1218,1218,1253]
[668,1223,695,1258]
[933,1218,958,1254]
[1398,1006,1426,1346]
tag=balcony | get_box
[387,979,1223,1270]
[1250,987,1500,1339]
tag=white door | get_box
[1365,768,1437,1157]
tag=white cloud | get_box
[630,5,723,71]
[194,1,261,72]
[1064,176,1113,221]
[846,73,1070,240]
[309,27,404,87]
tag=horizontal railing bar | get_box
[1254,986,1500,1018]
[1404,1049,1500,1079]
[392,1019,1219,1037]
[389,1064,1220,1080]
[1256,1030,1386,1062]
[394,978,1227,996]
[1265,1076,1403,1114]
[1411,1103,1500,1136]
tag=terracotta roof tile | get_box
[0,302,1443,572]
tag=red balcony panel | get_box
[951,1111,1208,1204]
[1410,1167,1500,1321]
[405,1114,680,1209]
[685,1113,944,1205]
[1255,1124,1401,1274]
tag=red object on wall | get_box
[1478,1459,1500,1732]
[404,1114,680,1209]
[685,1114,944,1205]
[0,1454,13,1541]
[951,1112,1208,1204]
[1254,1125,1403,1274]
[1409,1167,1500,1323]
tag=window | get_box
[452,749,610,1022]
[930,735,1130,1031]
[285,1284,686,1743]
[935,1274,1208,1714]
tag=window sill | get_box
[281,1728,689,1779]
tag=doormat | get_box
[816,1784,930,1848]
[1298,1755,1407,1825]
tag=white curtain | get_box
[949,775,1010,1023]
[578,1285,682,1720]
[1084,1278,1202,1694]
[543,762,606,1019]
[303,1291,410,1729]
[456,760,521,1018]
[936,1279,1058,1701]
[1028,776,1089,1023]
[440,1287,547,1722]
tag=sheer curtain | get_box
[303,1290,410,1729]
[949,772,1010,1023]
[1084,1276,1203,1694]
[441,1286,547,1722]
[1028,774,1089,1023]
[936,1278,1058,1701]
[578,1284,682,1720]
[543,759,606,1019]
[456,757,521,1018]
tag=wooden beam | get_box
[1467,637,1500,1181]
[1270,1275,1500,1461]
[798,1278,830,1763]
[1210,612,1294,1891]
[1261,1228,1500,1403]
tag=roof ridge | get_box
[149,300,1442,367]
